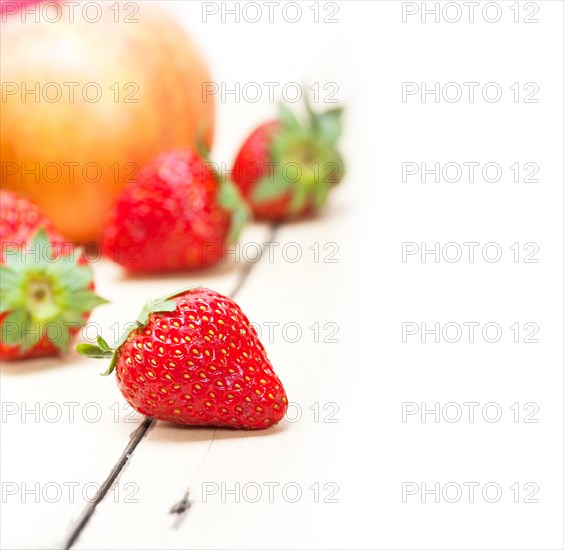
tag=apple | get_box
[0,0,214,242]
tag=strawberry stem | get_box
[252,92,345,213]
[76,288,192,375]
[196,136,251,243]
[0,229,108,353]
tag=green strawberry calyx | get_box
[196,139,251,244]
[76,286,196,376]
[253,94,345,215]
[0,229,108,354]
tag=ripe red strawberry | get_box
[77,287,288,429]
[0,190,107,360]
[101,148,249,272]
[232,98,345,220]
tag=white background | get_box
[1,1,563,549]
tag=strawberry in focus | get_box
[0,190,107,360]
[101,149,249,272]
[232,97,345,220]
[77,287,288,429]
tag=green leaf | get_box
[228,200,250,244]
[102,354,119,376]
[253,175,292,203]
[153,286,198,304]
[77,288,197,376]
[3,246,25,269]
[76,343,114,359]
[31,314,75,353]
[20,320,44,353]
[2,245,21,267]
[196,134,211,162]
[0,267,25,313]
[328,152,346,186]
[60,311,87,327]
[195,119,213,161]
[313,181,330,209]
[62,289,109,313]
[195,142,250,245]
[51,325,71,354]
[270,126,310,162]
[116,290,188,356]
[303,87,317,125]
[20,333,37,353]
[289,183,308,215]
[76,338,116,376]
[314,108,343,147]
[278,103,301,131]
[115,328,135,352]
[0,265,22,292]
[137,298,177,327]
[3,227,51,268]
[254,92,345,216]
[219,179,251,243]
[1,309,29,345]
[0,299,16,315]
[49,263,93,293]
[0,227,107,355]
[30,228,51,258]
[97,336,113,353]
[1,229,108,342]
[150,299,178,314]
[218,178,240,209]
[302,86,343,144]
[103,295,180,359]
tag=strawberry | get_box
[0,189,56,260]
[77,287,288,429]
[232,97,345,220]
[0,0,46,16]
[0,190,107,360]
[101,148,249,272]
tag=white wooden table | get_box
[0,213,352,549]
[1,2,563,549]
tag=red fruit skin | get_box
[102,149,230,272]
[0,189,57,261]
[0,190,93,360]
[0,0,47,17]
[232,121,314,220]
[114,288,288,429]
[0,316,65,360]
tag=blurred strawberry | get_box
[0,0,48,17]
[101,148,249,272]
[0,190,107,360]
[0,189,57,261]
[232,97,345,220]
